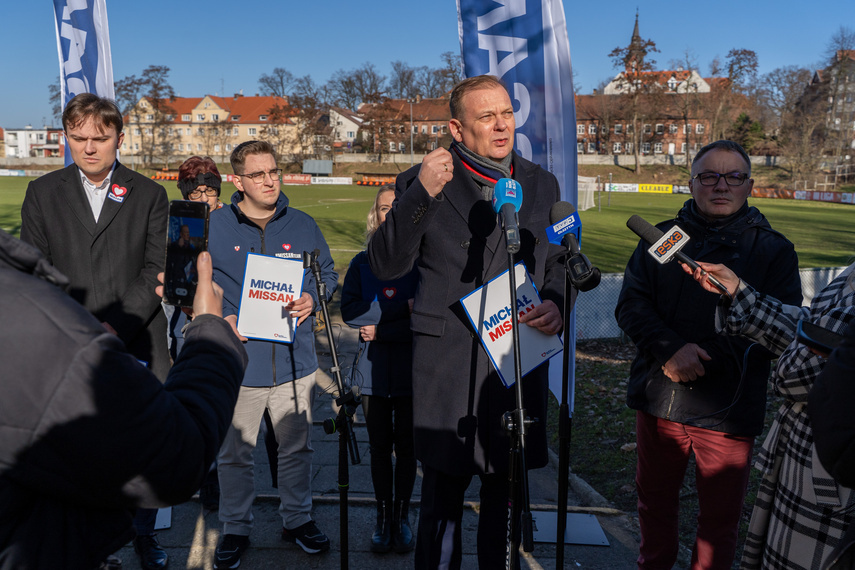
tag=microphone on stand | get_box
[493,178,523,254]
[548,201,600,292]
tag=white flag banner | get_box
[53,0,114,164]
[457,0,578,414]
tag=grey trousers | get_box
[218,373,316,535]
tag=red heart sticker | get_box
[283,244,291,251]
[111,184,127,197]
[383,287,397,299]
[234,246,240,251]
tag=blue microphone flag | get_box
[492,178,523,213]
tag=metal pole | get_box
[597,175,601,212]
[608,173,612,207]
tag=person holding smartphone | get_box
[686,260,855,569]
[167,157,223,359]
[167,157,225,511]
[0,228,247,570]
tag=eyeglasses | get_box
[692,172,750,187]
[240,168,282,184]
[188,187,219,199]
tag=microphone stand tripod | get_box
[501,248,535,570]
[556,236,599,567]
[556,255,574,568]
[303,249,361,570]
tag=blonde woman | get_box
[341,185,419,553]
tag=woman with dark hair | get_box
[169,156,224,510]
[341,185,419,553]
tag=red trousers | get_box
[635,411,753,570]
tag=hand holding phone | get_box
[797,320,844,355]
[163,200,210,307]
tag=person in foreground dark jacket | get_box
[0,229,248,570]
[810,321,855,569]
[810,319,855,488]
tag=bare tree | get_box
[784,83,828,183]
[706,49,758,141]
[114,74,145,115]
[412,66,443,98]
[261,104,300,163]
[671,50,702,165]
[258,67,295,98]
[358,97,403,164]
[437,51,463,94]
[285,76,333,164]
[756,66,812,133]
[328,62,386,110]
[609,33,660,173]
[389,61,418,99]
[118,66,179,168]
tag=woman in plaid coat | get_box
[688,261,855,570]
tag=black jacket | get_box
[0,230,247,570]
[616,200,802,436]
[810,320,855,488]
[20,162,170,380]
[368,151,569,475]
[811,321,855,570]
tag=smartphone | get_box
[163,200,209,307]
[796,320,844,354]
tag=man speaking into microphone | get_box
[368,74,568,569]
[615,140,801,569]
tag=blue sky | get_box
[2,0,853,129]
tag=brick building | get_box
[575,15,738,156]
[359,96,453,154]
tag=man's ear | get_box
[233,175,244,193]
[448,119,464,143]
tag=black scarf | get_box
[450,140,513,201]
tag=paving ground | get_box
[115,319,641,569]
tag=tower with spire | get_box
[626,11,646,74]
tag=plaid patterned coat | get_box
[716,265,855,569]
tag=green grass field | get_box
[2,176,853,273]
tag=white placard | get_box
[237,253,305,343]
[460,262,564,387]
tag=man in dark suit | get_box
[20,93,170,570]
[368,75,569,569]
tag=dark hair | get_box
[177,156,222,198]
[449,75,508,120]
[230,140,276,174]
[62,93,123,134]
[692,140,751,176]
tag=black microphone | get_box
[493,178,522,253]
[549,201,601,292]
[626,214,729,295]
